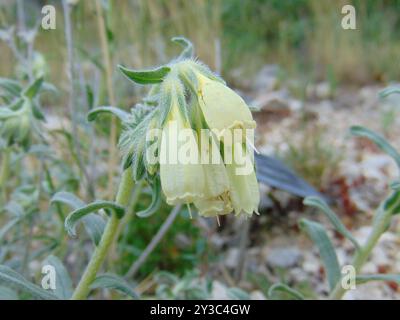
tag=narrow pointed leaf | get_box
[299,219,341,291]
[0,265,59,300]
[226,287,251,300]
[0,218,20,242]
[0,78,21,97]
[268,283,305,300]
[90,273,139,299]
[64,201,125,238]
[22,77,44,99]
[51,192,106,245]
[304,196,360,250]
[118,64,171,85]
[391,180,400,191]
[0,286,18,299]
[0,107,16,120]
[379,87,400,98]
[356,274,400,284]
[172,36,194,59]
[382,190,400,215]
[87,106,130,122]
[32,102,46,120]
[136,177,162,218]
[43,255,73,299]
[350,126,400,170]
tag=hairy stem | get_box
[71,169,134,300]
[95,0,118,199]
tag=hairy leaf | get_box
[268,283,305,300]
[172,36,194,59]
[90,273,139,299]
[299,219,341,291]
[350,126,400,171]
[23,77,44,99]
[118,65,171,85]
[356,274,400,284]
[43,255,73,299]
[136,177,162,217]
[64,201,125,238]
[304,196,360,249]
[51,192,106,245]
[0,265,58,300]
[87,106,130,123]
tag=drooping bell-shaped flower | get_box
[193,135,232,217]
[159,96,205,206]
[195,72,256,138]
[224,144,260,217]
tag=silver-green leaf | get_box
[43,255,73,299]
[136,177,162,218]
[350,126,400,171]
[356,274,400,284]
[172,36,194,59]
[64,200,125,238]
[299,219,341,291]
[87,106,130,123]
[268,283,305,300]
[90,273,139,299]
[51,192,106,245]
[303,196,360,250]
[0,265,59,300]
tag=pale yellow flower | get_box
[194,136,232,217]
[225,146,260,217]
[160,103,205,205]
[196,73,256,138]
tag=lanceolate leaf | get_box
[0,286,18,299]
[51,192,106,245]
[87,106,130,123]
[0,217,20,242]
[90,273,139,299]
[136,177,162,218]
[226,287,251,300]
[0,265,59,300]
[64,201,125,238]
[22,77,44,99]
[32,102,46,120]
[303,196,360,250]
[268,283,305,300]
[0,107,17,120]
[382,190,400,215]
[51,191,85,209]
[299,219,341,291]
[356,274,400,284]
[82,214,107,246]
[379,87,400,98]
[44,255,73,299]
[350,126,400,171]
[172,36,194,59]
[0,78,22,97]
[118,64,171,85]
[391,180,400,191]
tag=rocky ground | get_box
[209,65,400,299]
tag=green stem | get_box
[329,205,394,299]
[71,169,134,300]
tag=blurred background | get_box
[0,0,400,300]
